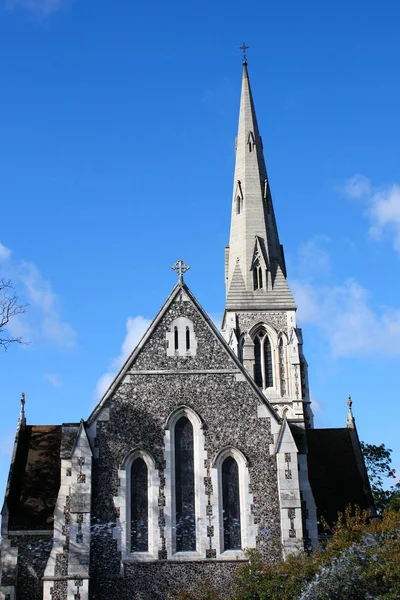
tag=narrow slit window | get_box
[222,456,241,550]
[186,326,190,351]
[130,458,148,552]
[174,326,179,350]
[258,266,263,289]
[279,338,286,396]
[236,196,241,215]
[175,416,196,551]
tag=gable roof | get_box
[306,428,375,529]
[4,425,62,531]
[88,279,281,426]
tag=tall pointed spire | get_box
[225,61,295,310]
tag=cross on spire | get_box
[239,42,249,64]
[172,259,190,282]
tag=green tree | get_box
[360,441,399,514]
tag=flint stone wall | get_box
[89,296,282,598]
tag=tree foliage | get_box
[173,509,400,600]
[0,278,28,349]
[360,441,400,514]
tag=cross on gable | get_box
[172,258,190,281]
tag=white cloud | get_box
[45,373,62,388]
[1,245,76,348]
[0,242,12,262]
[94,316,151,401]
[342,175,400,256]
[342,174,372,199]
[18,261,77,347]
[6,0,67,14]
[292,277,400,357]
[368,184,400,253]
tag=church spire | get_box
[225,60,295,310]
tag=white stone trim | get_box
[211,447,256,559]
[164,407,208,559]
[114,449,160,562]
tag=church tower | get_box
[222,58,314,429]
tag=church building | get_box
[0,57,374,600]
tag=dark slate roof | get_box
[7,425,62,531]
[306,428,374,530]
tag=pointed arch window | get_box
[253,328,273,389]
[236,196,242,215]
[175,416,196,551]
[174,326,179,350]
[130,457,149,552]
[222,456,241,550]
[186,326,190,351]
[253,260,263,290]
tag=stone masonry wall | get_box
[89,293,282,599]
[7,534,53,600]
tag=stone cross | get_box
[172,259,190,282]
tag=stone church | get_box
[0,59,374,600]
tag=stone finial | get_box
[346,394,355,429]
[171,259,190,283]
[19,392,26,427]
[239,42,249,65]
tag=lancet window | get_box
[222,456,241,550]
[253,328,273,389]
[175,416,196,551]
[279,337,286,396]
[253,259,263,290]
[130,457,149,552]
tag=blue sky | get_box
[1,0,400,502]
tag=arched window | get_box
[167,318,198,357]
[186,326,190,351]
[222,456,241,550]
[175,416,196,551]
[279,337,286,396]
[174,326,179,350]
[253,328,273,389]
[253,261,263,290]
[130,457,148,552]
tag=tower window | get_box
[253,328,273,389]
[236,196,242,215]
[130,457,148,552]
[222,456,241,550]
[175,416,196,551]
[253,261,263,290]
